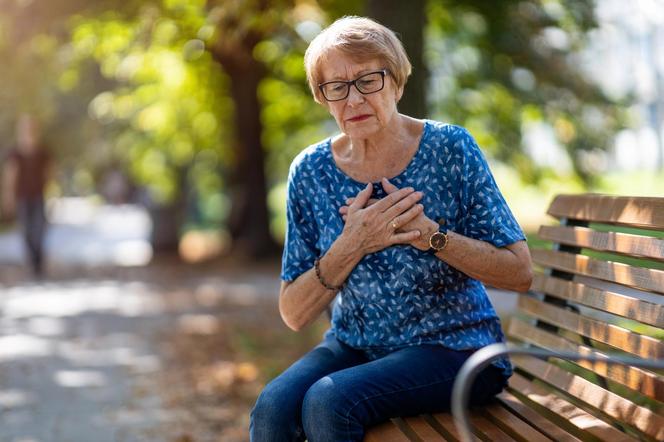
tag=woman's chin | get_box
[342,121,382,139]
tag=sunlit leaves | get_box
[426,0,625,183]
[253,40,284,64]
[164,0,206,12]
[183,38,205,60]
[259,75,329,182]
[65,2,233,208]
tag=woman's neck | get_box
[331,114,424,183]
[341,113,411,162]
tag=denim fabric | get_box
[250,335,508,442]
[17,197,46,275]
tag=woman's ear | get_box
[395,86,404,102]
[316,95,330,109]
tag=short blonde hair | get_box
[304,16,412,104]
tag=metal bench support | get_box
[451,343,664,442]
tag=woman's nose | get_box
[346,85,365,106]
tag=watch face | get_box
[430,232,448,250]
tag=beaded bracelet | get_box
[314,257,343,291]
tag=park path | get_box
[0,198,516,442]
[0,258,281,442]
[0,199,282,442]
[1,276,177,441]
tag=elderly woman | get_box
[250,16,532,442]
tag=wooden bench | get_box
[364,194,664,442]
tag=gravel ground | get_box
[0,257,291,442]
[0,200,517,442]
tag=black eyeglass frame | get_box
[318,69,389,102]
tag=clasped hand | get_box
[339,178,438,253]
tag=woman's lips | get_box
[347,114,371,122]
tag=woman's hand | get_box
[341,183,424,255]
[340,178,438,251]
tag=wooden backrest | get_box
[507,194,664,442]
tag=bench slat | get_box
[469,414,517,441]
[538,225,664,261]
[430,413,481,442]
[364,419,413,442]
[513,356,664,440]
[508,318,664,401]
[531,273,664,327]
[546,194,664,230]
[531,249,664,295]
[482,402,552,442]
[365,194,664,441]
[508,372,638,442]
[402,416,448,441]
[518,295,664,358]
[496,391,581,442]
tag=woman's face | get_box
[319,51,402,140]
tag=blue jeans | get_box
[250,334,508,442]
[17,197,46,275]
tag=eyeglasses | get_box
[318,70,388,102]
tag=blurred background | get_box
[0,0,662,441]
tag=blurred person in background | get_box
[2,114,53,277]
[250,16,532,441]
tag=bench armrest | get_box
[451,343,664,442]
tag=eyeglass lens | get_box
[320,71,385,101]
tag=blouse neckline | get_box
[325,119,431,186]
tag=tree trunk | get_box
[149,166,187,253]
[215,55,280,259]
[365,0,428,118]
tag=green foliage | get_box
[59,0,337,213]
[64,4,235,205]
[0,0,639,237]
[0,15,59,133]
[426,0,628,185]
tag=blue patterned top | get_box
[280,120,525,377]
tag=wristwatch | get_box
[428,224,448,253]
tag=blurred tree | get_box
[365,0,427,119]
[0,0,115,203]
[425,0,626,183]
[0,0,629,258]
[204,0,293,257]
[58,0,336,255]
[66,3,236,250]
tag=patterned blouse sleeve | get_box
[455,128,526,247]
[280,161,320,282]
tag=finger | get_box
[391,229,421,244]
[342,215,347,222]
[383,191,423,219]
[381,177,399,194]
[346,197,378,206]
[349,183,373,210]
[391,204,423,229]
[371,186,415,213]
[339,206,348,215]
